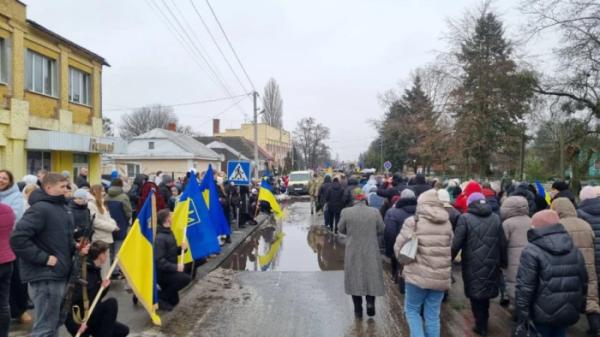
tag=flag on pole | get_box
[535,179,551,206]
[200,164,231,236]
[117,190,161,325]
[172,173,221,264]
[258,180,283,218]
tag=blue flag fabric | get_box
[200,165,231,236]
[179,174,221,259]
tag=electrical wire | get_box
[104,93,250,112]
[198,95,247,125]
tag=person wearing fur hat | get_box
[515,210,587,337]
[452,192,507,336]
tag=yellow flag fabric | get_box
[258,180,283,218]
[171,198,194,264]
[117,193,161,326]
[258,232,285,270]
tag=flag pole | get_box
[179,225,186,266]
[75,257,120,337]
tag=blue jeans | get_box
[404,283,445,337]
[535,324,566,337]
[28,280,66,337]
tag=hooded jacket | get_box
[578,197,600,286]
[510,183,537,216]
[408,174,432,198]
[454,181,482,214]
[383,197,417,258]
[452,199,508,299]
[107,186,132,221]
[0,203,16,264]
[552,197,600,314]
[10,189,75,283]
[394,190,454,291]
[516,224,587,326]
[500,196,531,301]
[325,182,347,211]
[482,187,500,216]
[88,196,118,244]
[318,176,332,208]
[0,183,25,221]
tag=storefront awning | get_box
[26,130,127,154]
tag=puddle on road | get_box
[222,200,345,272]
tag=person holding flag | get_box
[258,179,283,219]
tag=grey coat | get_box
[500,196,531,301]
[339,202,385,296]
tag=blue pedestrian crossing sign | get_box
[227,160,251,186]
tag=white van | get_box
[288,170,313,195]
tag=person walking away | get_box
[500,196,531,313]
[318,175,333,227]
[383,189,417,291]
[88,185,119,279]
[481,182,500,216]
[338,188,385,318]
[64,241,129,337]
[515,210,587,337]
[10,173,79,337]
[552,197,600,335]
[550,181,576,206]
[324,178,347,233]
[578,186,600,297]
[0,203,16,337]
[408,173,432,197]
[437,189,460,230]
[454,180,482,214]
[75,167,90,189]
[394,189,453,337]
[308,174,320,214]
[452,192,507,336]
[155,209,191,311]
[0,170,30,324]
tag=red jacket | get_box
[0,202,16,264]
[454,181,482,213]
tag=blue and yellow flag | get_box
[117,190,161,325]
[535,179,551,207]
[258,180,283,218]
[200,164,231,236]
[172,173,221,264]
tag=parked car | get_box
[287,170,312,195]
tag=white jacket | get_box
[88,198,118,244]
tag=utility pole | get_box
[253,91,259,179]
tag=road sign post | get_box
[227,161,251,186]
[383,160,392,173]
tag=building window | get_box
[25,49,58,97]
[69,67,91,105]
[127,163,140,178]
[148,141,154,150]
[0,39,8,84]
[27,151,51,174]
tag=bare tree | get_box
[102,117,114,137]
[293,117,331,170]
[261,78,283,128]
[118,104,197,139]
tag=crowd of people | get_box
[310,171,600,337]
[0,167,274,337]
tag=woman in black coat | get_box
[452,193,507,336]
[516,210,587,337]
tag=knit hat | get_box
[73,189,89,201]
[580,186,599,201]
[552,181,569,192]
[400,189,416,200]
[437,189,452,207]
[351,188,366,202]
[467,192,486,206]
[531,210,560,229]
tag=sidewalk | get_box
[8,221,264,337]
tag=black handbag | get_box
[512,320,541,337]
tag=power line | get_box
[104,93,250,112]
[204,0,257,91]
[189,0,249,94]
[199,96,247,125]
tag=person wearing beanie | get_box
[481,182,500,217]
[338,187,385,319]
[438,189,460,230]
[394,189,453,337]
[69,189,92,243]
[516,209,587,337]
[552,197,600,335]
[550,181,576,205]
[452,191,507,336]
[454,181,483,214]
[383,188,417,292]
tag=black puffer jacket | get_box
[516,224,587,326]
[325,182,347,212]
[318,177,332,209]
[553,189,576,206]
[69,200,91,241]
[155,226,180,273]
[452,200,508,300]
[408,174,432,197]
[10,189,75,283]
[510,183,537,216]
[383,198,417,258]
[578,197,600,284]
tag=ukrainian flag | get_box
[258,180,283,218]
[172,173,221,264]
[200,164,231,236]
[117,190,161,325]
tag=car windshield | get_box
[290,173,310,181]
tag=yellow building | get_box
[214,120,291,169]
[0,1,118,184]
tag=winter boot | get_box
[366,296,376,317]
[587,313,600,336]
[352,296,363,319]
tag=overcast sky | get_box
[24,0,551,161]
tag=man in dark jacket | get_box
[155,209,191,311]
[516,210,587,337]
[550,181,576,206]
[64,241,129,337]
[318,176,333,225]
[452,192,508,336]
[481,182,500,216]
[510,182,537,216]
[324,178,347,233]
[10,173,81,337]
[408,173,432,197]
[158,175,174,210]
[376,173,406,201]
[75,167,90,189]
